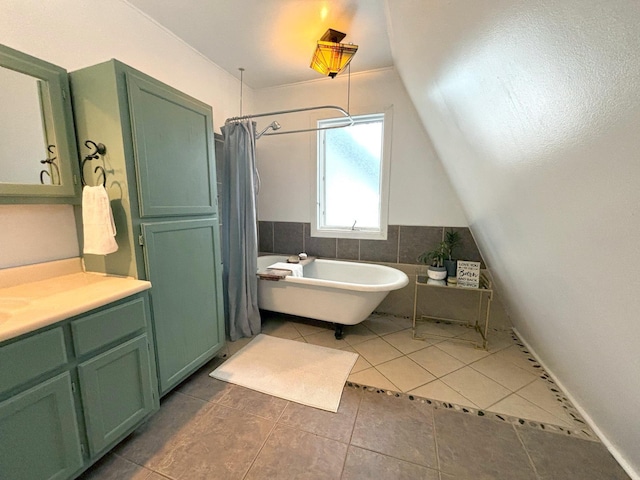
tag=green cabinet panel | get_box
[142,219,225,394]
[71,296,147,357]
[0,327,67,395]
[127,71,216,218]
[0,372,83,480]
[78,334,155,456]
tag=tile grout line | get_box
[483,391,574,431]
[512,423,543,480]
[239,399,290,480]
[338,388,365,479]
[430,403,444,477]
[373,352,437,393]
[510,384,574,426]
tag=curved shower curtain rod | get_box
[224,105,354,138]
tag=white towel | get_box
[82,185,118,255]
[267,262,303,277]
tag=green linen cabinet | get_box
[70,60,226,396]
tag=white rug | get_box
[210,334,358,412]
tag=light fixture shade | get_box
[310,40,358,78]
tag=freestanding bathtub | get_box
[257,255,409,338]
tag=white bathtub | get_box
[257,255,408,336]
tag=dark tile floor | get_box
[79,355,630,480]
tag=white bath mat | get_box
[210,334,358,412]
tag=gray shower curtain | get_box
[221,120,261,341]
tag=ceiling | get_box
[125,0,394,89]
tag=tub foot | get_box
[334,324,344,340]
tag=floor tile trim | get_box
[345,381,597,442]
[509,331,595,437]
[374,312,600,441]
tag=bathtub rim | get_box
[257,255,409,293]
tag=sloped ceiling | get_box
[125,0,393,89]
[386,1,640,476]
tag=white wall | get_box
[0,205,79,268]
[252,68,467,226]
[387,0,640,476]
[0,0,251,269]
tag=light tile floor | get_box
[220,311,592,436]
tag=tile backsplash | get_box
[258,221,485,267]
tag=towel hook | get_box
[81,140,107,187]
[39,144,60,185]
[39,170,50,185]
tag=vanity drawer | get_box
[0,327,68,396]
[71,296,148,357]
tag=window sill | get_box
[311,228,388,241]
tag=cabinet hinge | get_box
[138,234,145,246]
[62,88,67,101]
[73,174,79,185]
[71,382,76,393]
[80,444,86,455]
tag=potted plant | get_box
[443,229,461,278]
[417,241,448,281]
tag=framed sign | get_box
[457,261,481,288]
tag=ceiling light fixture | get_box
[310,29,358,78]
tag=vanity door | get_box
[0,372,83,480]
[77,335,155,456]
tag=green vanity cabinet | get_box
[77,335,155,455]
[0,292,158,480]
[0,372,83,480]
[71,294,158,459]
[70,60,225,397]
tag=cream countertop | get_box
[0,257,151,343]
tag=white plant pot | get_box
[427,266,447,280]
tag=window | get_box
[313,112,391,240]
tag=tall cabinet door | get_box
[142,219,225,395]
[126,71,217,218]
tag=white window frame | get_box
[311,107,392,240]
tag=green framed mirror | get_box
[0,44,81,203]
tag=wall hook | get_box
[39,145,60,185]
[81,140,108,187]
[83,140,107,160]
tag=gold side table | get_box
[412,272,493,349]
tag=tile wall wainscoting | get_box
[258,222,485,266]
[258,222,512,330]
